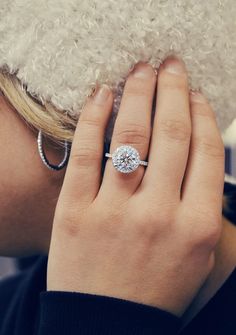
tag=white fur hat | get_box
[0,0,235,143]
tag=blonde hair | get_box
[0,69,77,148]
[0,69,234,217]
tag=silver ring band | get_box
[105,153,148,166]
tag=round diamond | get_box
[112,145,140,173]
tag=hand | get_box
[46,55,225,317]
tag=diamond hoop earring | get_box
[37,129,71,171]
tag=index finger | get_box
[60,84,113,205]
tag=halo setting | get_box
[105,145,148,173]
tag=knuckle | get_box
[54,206,82,238]
[134,205,174,239]
[185,209,222,249]
[134,217,157,242]
[114,123,150,146]
[206,223,222,246]
[193,137,225,159]
[194,221,221,249]
[79,117,102,129]
[159,119,191,142]
[70,147,100,167]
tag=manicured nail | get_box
[132,62,156,79]
[163,55,186,74]
[93,84,110,104]
[190,89,207,103]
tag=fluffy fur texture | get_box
[0,0,235,143]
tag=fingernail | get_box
[163,55,186,74]
[190,89,207,103]
[132,62,156,79]
[128,64,136,74]
[93,84,110,104]
[87,86,97,98]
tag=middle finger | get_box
[142,55,191,200]
[100,62,157,198]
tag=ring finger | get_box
[100,62,157,199]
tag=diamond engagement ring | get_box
[105,145,148,174]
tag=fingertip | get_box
[91,84,112,106]
[190,89,207,104]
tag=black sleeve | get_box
[38,291,181,335]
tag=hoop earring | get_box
[37,129,71,171]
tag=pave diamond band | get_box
[105,145,148,174]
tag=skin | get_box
[0,92,66,256]
[182,216,236,326]
[0,56,236,321]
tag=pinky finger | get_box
[181,90,225,212]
